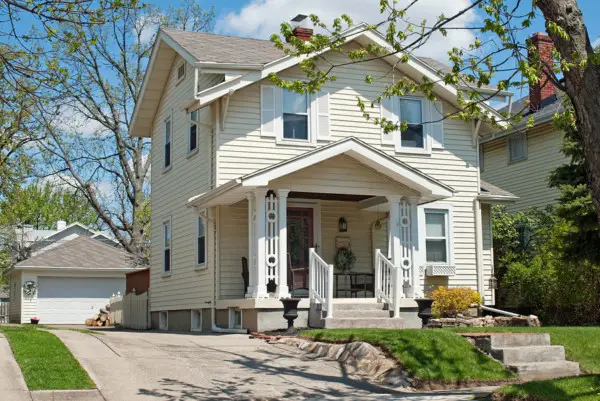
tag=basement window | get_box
[229,309,242,329]
[191,310,202,332]
[159,311,168,330]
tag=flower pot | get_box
[30,319,39,325]
[280,298,301,334]
[415,298,435,328]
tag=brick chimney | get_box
[529,32,555,111]
[290,14,313,41]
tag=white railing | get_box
[0,302,9,323]
[375,249,401,318]
[309,248,334,318]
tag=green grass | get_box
[300,328,516,383]
[449,326,600,373]
[0,325,95,390]
[495,375,600,401]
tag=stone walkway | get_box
[51,330,497,401]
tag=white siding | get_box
[20,273,37,323]
[481,203,494,304]
[218,202,248,300]
[482,124,567,212]
[216,44,481,293]
[149,55,222,312]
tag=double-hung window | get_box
[399,98,424,149]
[163,220,172,274]
[508,132,527,163]
[197,216,206,266]
[189,110,198,154]
[425,210,449,263]
[164,117,172,169]
[283,89,309,140]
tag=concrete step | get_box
[332,303,386,311]
[492,345,565,364]
[508,361,580,381]
[324,317,404,329]
[333,310,392,318]
[490,333,551,348]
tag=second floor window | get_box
[399,98,424,149]
[189,110,198,153]
[508,132,527,163]
[283,89,308,140]
[164,117,172,168]
[163,220,172,273]
[425,210,448,263]
[197,216,206,266]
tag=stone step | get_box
[332,303,386,311]
[508,361,580,381]
[333,310,392,318]
[491,345,565,365]
[324,317,404,329]
[490,333,551,348]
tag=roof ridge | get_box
[161,27,275,44]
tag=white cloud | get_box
[135,14,163,45]
[54,105,105,137]
[593,37,600,49]
[216,0,478,60]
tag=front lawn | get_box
[449,326,600,373]
[300,328,516,384]
[0,325,95,390]
[493,375,600,401]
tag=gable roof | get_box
[188,137,454,208]
[15,236,131,270]
[479,180,518,203]
[131,24,510,138]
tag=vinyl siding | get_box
[20,273,37,323]
[149,55,222,312]
[481,203,494,305]
[216,42,483,298]
[482,124,567,212]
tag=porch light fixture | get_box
[489,276,498,290]
[338,217,348,232]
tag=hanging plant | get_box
[23,281,37,296]
[334,247,356,273]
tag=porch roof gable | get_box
[188,137,454,208]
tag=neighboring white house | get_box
[130,17,516,332]
[6,222,133,324]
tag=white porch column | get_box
[254,188,269,298]
[275,189,291,298]
[386,195,402,317]
[407,196,422,298]
[246,193,257,298]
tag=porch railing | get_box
[308,248,334,318]
[375,249,401,318]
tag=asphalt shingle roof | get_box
[16,236,131,269]
[161,28,285,65]
[480,180,517,199]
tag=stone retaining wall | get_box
[429,315,541,328]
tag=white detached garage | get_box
[9,236,133,324]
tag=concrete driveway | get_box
[53,330,494,401]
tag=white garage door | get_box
[37,277,125,324]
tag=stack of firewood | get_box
[85,306,111,327]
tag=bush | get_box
[431,287,482,318]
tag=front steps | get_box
[478,333,580,381]
[313,302,405,329]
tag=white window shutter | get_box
[381,96,398,145]
[261,85,280,137]
[430,100,444,149]
[316,90,330,140]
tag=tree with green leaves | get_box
[33,0,214,263]
[269,0,600,221]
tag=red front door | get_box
[287,207,313,290]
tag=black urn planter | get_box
[415,298,435,328]
[30,318,39,325]
[280,298,301,334]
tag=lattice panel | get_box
[265,192,279,284]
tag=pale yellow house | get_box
[481,33,567,213]
[130,18,516,332]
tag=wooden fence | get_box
[0,302,9,323]
[109,291,150,330]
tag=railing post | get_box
[392,267,401,318]
[374,249,382,302]
[326,264,334,318]
[308,248,314,301]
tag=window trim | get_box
[162,218,172,276]
[507,132,527,164]
[280,88,312,144]
[418,203,454,267]
[163,115,173,172]
[190,309,203,332]
[394,96,431,155]
[188,109,199,156]
[176,62,186,85]
[196,214,207,269]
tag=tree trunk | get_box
[537,0,600,223]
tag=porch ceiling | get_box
[188,137,454,209]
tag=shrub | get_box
[431,287,482,318]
